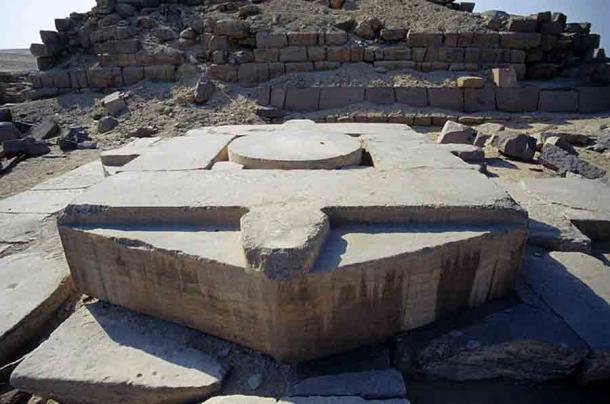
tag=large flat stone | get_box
[100,137,162,167]
[521,249,610,383]
[0,189,83,214]
[11,302,226,404]
[205,397,410,404]
[119,135,235,172]
[0,213,48,243]
[0,252,74,364]
[32,161,105,190]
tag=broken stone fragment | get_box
[539,131,590,147]
[194,76,216,104]
[328,0,346,10]
[0,122,21,143]
[59,126,91,152]
[30,118,60,140]
[539,143,606,179]
[97,116,119,134]
[457,76,484,89]
[544,136,576,155]
[0,107,11,122]
[3,137,50,157]
[491,131,537,161]
[11,302,226,404]
[215,19,250,39]
[354,17,383,40]
[239,4,261,18]
[437,121,477,145]
[473,122,505,147]
[102,91,127,116]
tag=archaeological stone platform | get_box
[59,121,528,362]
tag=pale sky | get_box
[0,0,608,49]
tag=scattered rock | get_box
[215,19,250,39]
[77,141,98,150]
[473,122,505,146]
[540,131,590,146]
[194,76,216,104]
[58,126,90,151]
[0,107,11,122]
[128,126,157,138]
[3,138,50,157]
[329,0,346,10]
[98,116,119,133]
[239,5,261,18]
[540,143,606,179]
[437,121,476,145]
[481,10,510,30]
[334,17,356,31]
[544,136,576,155]
[354,17,383,39]
[30,118,60,140]
[0,122,21,143]
[11,302,226,404]
[290,369,406,399]
[491,131,537,161]
[102,91,127,116]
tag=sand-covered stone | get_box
[11,302,226,404]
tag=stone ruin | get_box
[55,120,527,362]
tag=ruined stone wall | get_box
[25,1,610,97]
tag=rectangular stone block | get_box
[323,31,348,46]
[69,70,89,89]
[209,64,238,82]
[268,63,285,78]
[458,33,474,47]
[94,39,140,54]
[538,90,578,113]
[287,32,318,46]
[256,32,287,48]
[365,87,396,105]
[270,87,286,108]
[284,87,320,111]
[254,48,279,62]
[499,32,542,49]
[480,49,504,63]
[87,67,124,88]
[395,87,428,107]
[307,47,326,62]
[464,48,480,63]
[438,47,464,63]
[238,63,269,83]
[285,62,313,73]
[464,87,496,112]
[427,87,464,111]
[349,47,364,62]
[319,87,365,109]
[326,46,350,62]
[383,47,412,61]
[374,61,416,71]
[496,87,540,112]
[279,47,307,62]
[407,32,443,47]
[473,32,499,48]
[577,87,610,113]
[144,65,176,82]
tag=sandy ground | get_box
[0,49,36,73]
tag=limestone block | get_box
[256,32,287,48]
[457,76,484,89]
[323,31,348,46]
[0,189,82,214]
[122,66,144,85]
[254,48,279,63]
[499,32,542,49]
[215,19,249,39]
[492,68,518,88]
[365,88,395,105]
[495,87,539,112]
[383,48,412,61]
[327,47,351,62]
[427,88,464,111]
[319,87,365,109]
[270,87,286,108]
[87,67,124,88]
[209,64,238,82]
[284,87,320,111]
[285,62,314,74]
[11,302,225,404]
[473,32,500,48]
[437,121,477,145]
[395,87,428,107]
[491,131,536,161]
[307,47,326,62]
[538,90,578,113]
[578,87,610,113]
[0,253,75,364]
[287,32,318,46]
[407,32,443,47]
[279,47,308,63]
[464,87,496,112]
[100,137,161,167]
[69,70,89,89]
[94,39,140,54]
[238,63,270,83]
[540,144,606,179]
[102,91,127,116]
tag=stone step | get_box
[11,302,226,404]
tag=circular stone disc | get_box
[228,131,363,169]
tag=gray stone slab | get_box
[100,137,162,167]
[0,252,74,364]
[0,189,83,214]
[32,161,105,190]
[0,213,47,243]
[291,369,406,399]
[119,135,235,172]
[11,302,226,404]
[281,398,410,404]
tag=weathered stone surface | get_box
[30,118,60,140]
[58,122,527,362]
[0,252,74,365]
[365,88,395,105]
[33,161,105,191]
[540,144,606,179]
[538,131,589,146]
[578,87,610,113]
[291,369,406,399]
[284,88,320,111]
[544,136,576,155]
[11,302,226,404]
[100,137,162,167]
[416,302,587,382]
[102,91,127,116]
[491,131,537,161]
[395,88,427,107]
[194,76,216,104]
[457,76,484,89]
[464,87,496,112]
[521,249,610,383]
[118,135,234,172]
[427,88,463,111]
[319,88,365,109]
[98,116,119,133]
[0,189,82,214]
[228,131,362,170]
[205,397,410,404]
[215,19,249,39]
[495,87,539,112]
[0,213,47,243]
[538,90,578,113]
[474,123,504,147]
[437,121,476,145]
